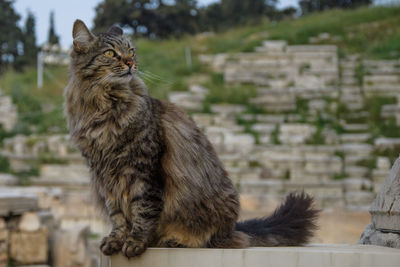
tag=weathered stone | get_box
[359,157,400,248]
[0,174,17,185]
[340,133,371,143]
[10,228,48,264]
[0,218,8,267]
[18,212,41,232]
[36,164,90,186]
[52,224,93,267]
[189,84,209,96]
[375,137,400,148]
[168,92,204,111]
[0,90,18,131]
[210,104,246,115]
[377,157,391,171]
[251,123,276,134]
[0,190,38,216]
[343,178,372,192]
[360,223,400,248]
[345,191,375,207]
[370,157,400,231]
[279,124,316,145]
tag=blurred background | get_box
[0,0,400,266]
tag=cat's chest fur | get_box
[71,91,164,181]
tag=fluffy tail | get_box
[235,192,319,246]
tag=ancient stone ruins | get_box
[0,40,400,266]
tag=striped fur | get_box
[64,20,319,258]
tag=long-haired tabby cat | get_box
[64,20,319,258]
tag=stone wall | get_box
[0,90,17,131]
[0,188,100,267]
[109,245,400,267]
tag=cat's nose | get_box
[124,58,134,68]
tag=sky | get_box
[14,0,299,49]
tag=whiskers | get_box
[138,70,172,89]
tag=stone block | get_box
[0,190,38,216]
[110,245,400,267]
[53,224,93,267]
[345,192,375,206]
[339,133,371,143]
[168,92,204,111]
[251,123,276,134]
[370,157,400,231]
[343,178,372,192]
[18,212,41,232]
[10,228,48,264]
[0,218,8,267]
[36,164,90,186]
[360,223,400,248]
[210,104,246,115]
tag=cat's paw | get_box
[100,235,124,255]
[122,236,147,258]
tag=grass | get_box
[196,6,400,59]
[0,66,67,135]
[134,37,206,99]
[0,155,10,173]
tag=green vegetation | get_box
[38,152,68,165]
[198,6,400,59]
[364,96,400,138]
[0,154,10,173]
[373,145,400,165]
[0,66,67,135]
[356,157,377,170]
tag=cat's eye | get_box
[128,49,135,57]
[104,50,115,58]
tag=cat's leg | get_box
[122,180,163,258]
[100,199,130,255]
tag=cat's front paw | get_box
[122,236,147,258]
[100,235,124,255]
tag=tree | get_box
[93,0,200,38]
[20,11,37,66]
[0,0,22,72]
[299,0,372,15]
[219,0,278,28]
[199,3,223,32]
[48,11,60,45]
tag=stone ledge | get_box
[108,245,400,267]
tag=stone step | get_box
[342,177,372,192]
[168,92,204,111]
[340,133,371,143]
[364,74,400,84]
[210,104,246,115]
[344,166,370,177]
[341,86,362,94]
[341,76,358,85]
[340,143,373,157]
[251,123,276,134]
[287,45,337,53]
[341,123,369,132]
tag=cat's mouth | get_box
[119,71,132,77]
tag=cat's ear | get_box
[72,20,95,53]
[106,25,123,36]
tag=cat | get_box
[64,19,319,258]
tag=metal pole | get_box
[185,46,192,68]
[37,51,43,89]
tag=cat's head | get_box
[71,20,137,85]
